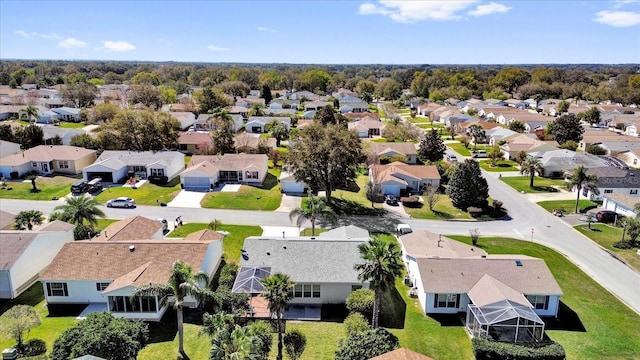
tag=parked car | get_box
[445,153,458,163]
[396,223,413,235]
[385,195,398,205]
[87,177,103,193]
[472,150,487,158]
[106,197,136,208]
[70,180,89,194]
[595,210,623,223]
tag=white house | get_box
[40,239,223,321]
[576,167,640,201]
[1,221,74,299]
[245,116,291,133]
[51,107,82,122]
[82,150,185,183]
[279,169,307,194]
[369,162,440,196]
[618,149,640,168]
[0,140,20,159]
[180,154,269,191]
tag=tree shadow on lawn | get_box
[0,283,44,314]
[253,173,278,190]
[531,186,558,192]
[543,301,586,332]
[324,213,406,234]
[328,198,385,216]
[147,307,205,345]
[379,287,406,329]
[427,313,465,327]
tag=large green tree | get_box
[260,273,295,360]
[0,305,41,353]
[23,105,39,123]
[489,67,531,95]
[53,195,105,226]
[447,159,489,210]
[418,129,446,163]
[354,238,403,328]
[520,156,545,188]
[14,124,44,149]
[335,328,399,360]
[61,82,97,108]
[14,210,43,230]
[197,86,232,114]
[565,165,599,214]
[289,191,338,236]
[295,69,331,94]
[578,106,601,126]
[51,312,148,360]
[132,260,212,357]
[286,123,365,203]
[549,113,584,145]
[128,84,163,109]
[375,78,402,100]
[266,119,288,147]
[98,109,181,151]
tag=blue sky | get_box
[1,0,639,64]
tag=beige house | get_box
[348,118,386,138]
[0,145,96,179]
[367,142,418,164]
[181,153,269,190]
[178,131,213,155]
[369,162,440,196]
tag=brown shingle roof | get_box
[468,274,530,307]
[369,348,435,360]
[369,142,417,156]
[0,233,38,269]
[184,229,225,241]
[178,131,213,146]
[41,241,211,287]
[92,216,163,241]
[36,220,74,232]
[371,162,440,184]
[400,230,487,259]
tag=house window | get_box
[631,190,638,195]
[604,189,613,194]
[108,296,157,313]
[151,168,165,177]
[32,162,38,167]
[132,165,146,173]
[294,284,302,298]
[525,295,549,310]
[46,282,68,297]
[351,285,362,292]
[179,144,187,151]
[245,171,259,180]
[96,282,110,291]
[435,293,459,308]
[58,161,69,169]
[313,285,321,298]
[292,284,319,298]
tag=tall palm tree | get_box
[566,165,599,214]
[14,210,43,230]
[520,156,545,188]
[53,195,105,225]
[354,238,404,328]
[23,105,39,124]
[289,191,338,236]
[131,260,213,357]
[260,273,294,360]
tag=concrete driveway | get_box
[166,190,206,208]
[275,193,302,213]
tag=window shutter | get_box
[46,283,52,297]
[456,294,461,308]
[433,294,438,308]
[63,283,68,296]
[544,295,549,310]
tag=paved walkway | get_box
[166,190,205,208]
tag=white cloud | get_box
[14,30,36,38]
[468,2,511,16]
[207,44,229,51]
[103,41,136,52]
[358,0,482,22]
[613,0,638,9]
[258,26,277,32]
[40,33,61,39]
[594,10,640,27]
[58,37,88,49]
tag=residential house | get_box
[40,239,222,321]
[289,91,318,100]
[233,133,276,153]
[264,108,296,116]
[348,118,386,138]
[92,216,166,241]
[178,131,213,155]
[41,125,84,146]
[416,103,444,117]
[370,162,440,196]
[269,99,300,110]
[51,107,82,122]
[169,111,197,130]
[245,116,291,133]
[499,134,558,161]
[180,153,269,190]
[578,128,640,153]
[0,140,20,158]
[278,169,307,194]
[532,150,609,178]
[0,105,24,120]
[367,142,418,164]
[455,120,499,135]
[235,97,265,108]
[576,167,640,201]
[82,150,185,183]
[399,230,562,343]
[304,101,331,111]
[443,114,473,130]
[0,145,97,179]
[301,110,316,119]
[1,221,74,299]
[486,127,517,146]
[617,149,640,168]
[602,193,640,218]
[343,112,380,121]
[226,106,249,119]
[504,99,527,109]
[232,226,370,320]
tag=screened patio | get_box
[466,300,545,342]
[231,266,271,295]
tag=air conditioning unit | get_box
[2,348,18,360]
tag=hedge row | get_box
[472,338,566,360]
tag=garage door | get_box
[281,180,304,193]
[183,177,210,190]
[87,172,113,183]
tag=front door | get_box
[41,162,49,172]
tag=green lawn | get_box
[537,199,598,214]
[448,236,640,360]
[447,142,471,156]
[300,227,329,236]
[93,218,119,232]
[167,223,262,264]
[331,174,378,208]
[501,176,567,193]
[57,122,85,129]
[201,172,282,211]
[94,181,181,206]
[403,196,473,220]
[0,176,75,200]
[478,160,519,172]
[574,223,640,271]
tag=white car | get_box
[445,153,458,163]
[106,197,136,208]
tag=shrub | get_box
[248,321,273,360]
[283,329,306,360]
[10,171,18,179]
[344,312,370,335]
[613,240,635,249]
[22,338,46,357]
[218,263,239,289]
[335,328,399,360]
[73,224,94,240]
[346,289,374,319]
[472,338,566,360]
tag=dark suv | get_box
[70,180,89,194]
[385,195,398,206]
[596,210,623,223]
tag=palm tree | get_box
[23,105,39,124]
[260,273,294,360]
[53,195,105,225]
[565,165,599,214]
[354,238,404,328]
[267,120,288,147]
[289,191,338,236]
[131,260,213,357]
[208,219,222,231]
[487,145,504,167]
[210,325,260,360]
[520,156,545,188]
[14,210,43,230]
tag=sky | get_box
[1,0,639,64]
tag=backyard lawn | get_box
[574,223,640,271]
[94,181,181,206]
[537,199,598,214]
[200,171,282,211]
[501,176,567,193]
[478,159,519,172]
[403,196,473,220]
[0,176,75,200]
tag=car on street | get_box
[595,210,623,223]
[106,197,136,208]
[445,153,458,163]
[385,195,398,205]
[472,150,487,158]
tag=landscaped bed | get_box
[478,159,519,172]
[0,176,76,200]
[501,176,567,193]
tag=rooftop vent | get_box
[129,245,135,252]
[515,259,523,266]
[266,252,270,256]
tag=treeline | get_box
[1,60,639,104]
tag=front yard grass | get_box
[501,176,567,193]
[166,223,262,263]
[0,176,75,200]
[403,196,473,220]
[447,142,471,156]
[478,159,519,172]
[94,181,181,206]
[57,122,85,129]
[537,199,598,214]
[574,223,640,271]
[201,171,282,211]
[448,236,640,360]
